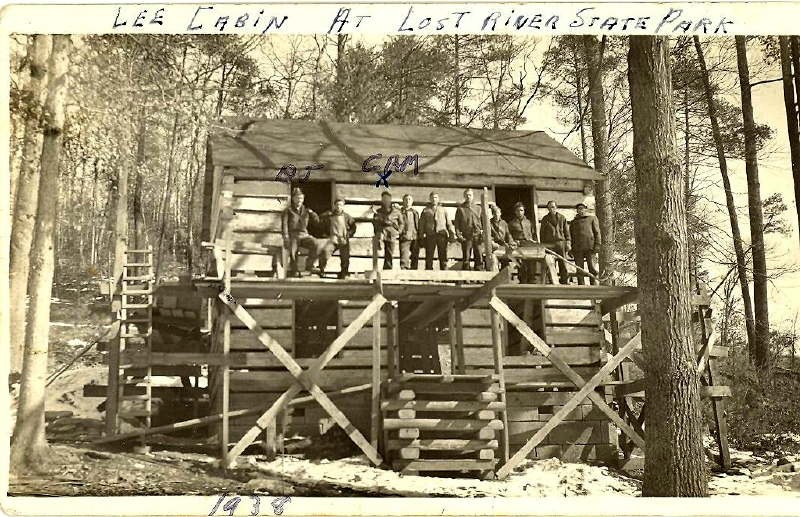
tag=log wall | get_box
[208,169,595,276]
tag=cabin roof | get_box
[208,118,600,183]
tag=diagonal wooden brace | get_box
[490,296,645,478]
[220,293,387,467]
[495,326,642,478]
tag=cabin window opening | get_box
[294,299,339,358]
[505,300,546,356]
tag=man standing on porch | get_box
[399,194,420,270]
[419,192,454,270]
[539,200,572,284]
[373,191,405,270]
[281,187,320,277]
[507,202,536,283]
[317,198,357,279]
[454,188,484,271]
[569,203,601,285]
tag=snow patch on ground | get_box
[252,456,639,497]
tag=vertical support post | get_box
[386,304,396,379]
[449,307,458,375]
[221,238,232,465]
[698,304,731,469]
[455,309,465,373]
[530,185,540,241]
[490,289,510,464]
[481,187,495,271]
[372,235,380,274]
[371,303,382,450]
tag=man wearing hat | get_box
[281,187,320,277]
[569,202,602,285]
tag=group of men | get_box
[281,187,602,284]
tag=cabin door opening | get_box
[494,186,536,240]
[396,302,444,375]
[299,180,333,238]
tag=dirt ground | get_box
[7,296,800,498]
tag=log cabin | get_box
[92,117,732,478]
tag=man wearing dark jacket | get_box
[539,200,571,284]
[317,198,357,279]
[569,203,602,285]
[399,194,420,270]
[419,192,455,270]
[454,188,484,271]
[373,191,405,270]
[281,187,320,277]
[508,202,537,245]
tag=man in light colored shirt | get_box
[317,198,356,279]
[399,194,420,270]
[373,191,405,270]
[419,192,455,270]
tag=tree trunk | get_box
[582,35,614,282]
[11,35,70,474]
[133,112,146,250]
[9,35,51,375]
[454,35,461,126]
[627,35,708,497]
[693,36,756,358]
[736,36,770,369]
[334,34,348,123]
[574,44,587,162]
[780,36,800,248]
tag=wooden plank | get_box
[384,418,503,431]
[230,328,293,350]
[229,308,293,327]
[460,308,492,327]
[231,181,289,198]
[231,196,287,212]
[544,308,602,326]
[382,400,505,411]
[229,369,384,392]
[371,308,381,449]
[122,350,385,368]
[600,289,640,315]
[508,421,609,445]
[380,270,496,282]
[386,439,499,451]
[464,347,601,367]
[232,212,283,233]
[547,329,604,345]
[385,382,502,394]
[456,268,511,312]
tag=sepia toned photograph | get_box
[4,5,800,511]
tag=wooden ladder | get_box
[114,246,155,443]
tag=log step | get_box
[393,459,496,472]
[381,400,506,412]
[123,275,153,281]
[125,249,153,254]
[120,395,151,401]
[385,382,502,394]
[387,439,499,451]
[383,418,504,431]
[122,304,152,309]
[124,262,152,267]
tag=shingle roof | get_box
[208,118,600,183]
